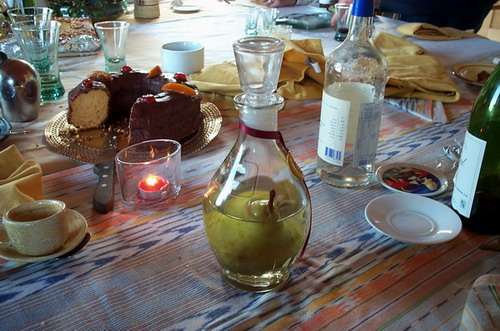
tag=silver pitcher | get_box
[0,51,41,122]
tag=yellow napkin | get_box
[278,38,326,100]
[374,32,460,102]
[190,39,326,106]
[396,23,479,40]
[384,55,460,102]
[374,32,425,56]
[0,145,43,216]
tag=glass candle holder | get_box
[116,139,181,209]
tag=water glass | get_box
[7,6,53,24]
[10,20,65,102]
[269,24,293,40]
[94,21,130,73]
[245,8,260,36]
[116,139,182,209]
[334,3,351,41]
[261,8,278,33]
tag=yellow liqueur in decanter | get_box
[203,37,312,292]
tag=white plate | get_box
[0,209,88,262]
[0,117,12,142]
[172,5,200,13]
[365,194,462,245]
[376,163,448,197]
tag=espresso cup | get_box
[161,41,204,74]
[2,200,68,256]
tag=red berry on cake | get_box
[82,79,93,89]
[121,66,133,73]
[173,72,187,82]
[139,95,156,103]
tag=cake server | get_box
[93,129,118,214]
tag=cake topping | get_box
[147,65,162,78]
[139,95,156,103]
[173,72,187,82]
[121,65,133,73]
[88,70,113,82]
[82,79,93,89]
[161,82,196,97]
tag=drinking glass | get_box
[10,20,65,102]
[261,8,278,34]
[244,8,260,36]
[94,21,130,73]
[334,3,351,41]
[7,6,53,24]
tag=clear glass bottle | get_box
[203,37,312,292]
[317,0,387,187]
[451,63,500,234]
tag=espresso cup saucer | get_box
[172,5,200,13]
[365,194,462,245]
[0,209,88,263]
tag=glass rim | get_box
[4,199,66,225]
[115,139,182,165]
[94,21,130,29]
[233,36,285,54]
[7,6,53,15]
[10,19,60,31]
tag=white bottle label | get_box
[353,101,382,166]
[318,91,350,166]
[317,82,381,166]
[451,130,486,218]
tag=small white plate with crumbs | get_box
[365,194,462,245]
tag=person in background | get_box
[264,0,497,32]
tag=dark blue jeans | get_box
[380,0,497,32]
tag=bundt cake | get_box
[67,65,202,145]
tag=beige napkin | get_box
[374,32,460,102]
[396,23,479,40]
[190,39,326,109]
[374,32,425,56]
[0,145,43,216]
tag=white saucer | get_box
[0,209,88,262]
[365,194,462,245]
[376,162,448,197]
[172,5,200,13]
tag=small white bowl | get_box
[161,41,204,75]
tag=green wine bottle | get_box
[20,0,37,6]
[451,63,500,234]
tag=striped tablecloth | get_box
[1,99,499,330]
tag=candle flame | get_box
[145,175,159,186]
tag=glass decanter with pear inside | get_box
[203,37,312,292]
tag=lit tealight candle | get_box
[138,175,169,200]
